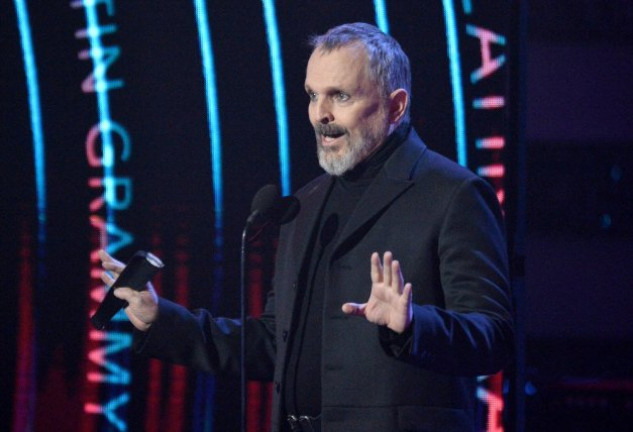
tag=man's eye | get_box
[308,92,318,102]
[335,92,350,101]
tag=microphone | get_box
[90,250,164,330]
[246,184,300,229]
[246,184,279,226]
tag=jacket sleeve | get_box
[133,293,277,381]
[382,176,514,376]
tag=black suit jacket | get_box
[137,128,514,432]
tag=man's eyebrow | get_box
[308,86,345,94]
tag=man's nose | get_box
[315,99,334,124]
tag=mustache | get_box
[314,124,347,137]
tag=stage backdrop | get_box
[2,1,520,431]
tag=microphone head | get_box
[247,184,280,226]
[250,184,279,214]
[246,184,300,228]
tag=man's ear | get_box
[388,88,409,125]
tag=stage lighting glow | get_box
[442,0,468,167]
[13,11,44,430]
[194,0,223,240]
[459,3,509,431]
[466,25,506,84]
[14,0,46,239]
[476,136,505,149]
[477,164,505,178]
[84,393,130,432]
[462,0,472,15]
[473,96,505,109]
[262,0,291,195]
[73,1,136,430]
[86,331,132,384]
[477,374,505,432]
[374,0,390,34]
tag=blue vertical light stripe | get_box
[14,0,46,242]
[194,0,223,238]
[373,0,390,34]
[14,2,44,429]
[442,0,468,167]
[262,0,291,196]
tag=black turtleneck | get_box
[283,123,410,419]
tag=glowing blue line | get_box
[14,0,46,242]
[373,0,390,34]
[193,0,223,239]
[262,0,291,195]
[442,0,468,167]
[14,0,44,426]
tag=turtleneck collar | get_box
[338,121,411,184]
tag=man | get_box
[100,23,514,432]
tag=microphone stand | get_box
[238,186,299,432]
[240,225,248,432]
[240,222,264,432]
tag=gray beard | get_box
[316,130,383,176]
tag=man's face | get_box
[305,44,391,176]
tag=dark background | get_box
[522,1,633,430]
[2,1,632,431]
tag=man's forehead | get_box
[305,43,369,87]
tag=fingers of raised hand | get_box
[371,251,404,289]
[382,251,394,286]
[391,259,405,293]
[403,282,413,300]
[341,302,367,316]
[370,252,383,283]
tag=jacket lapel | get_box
[282,174,334,295]
[333,129,428,254]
